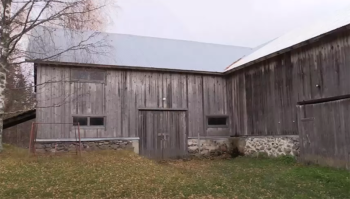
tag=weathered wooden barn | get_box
[224,9,350,168]
[4,9,350,168]
[14,27,253,158]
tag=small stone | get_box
[188,146,197,151]
[284,148,291,154]
[119,143,126,147]
[200,149,209,155]
[57,147,64,151]
[278,148,282,152]
[220,146,227,152]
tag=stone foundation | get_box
[188,138,232,157]
[34,136,299,158]
[231,136,300,157]
[188,136,300,157]
[35,140,138,153]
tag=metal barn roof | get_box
[226,7,350,72]
[27,27,252,72]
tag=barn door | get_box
[138,110,187,159]
[297,100,350,169]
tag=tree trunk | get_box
[0,62,7,152]
[0,0,12,152]
[0,70,5,152]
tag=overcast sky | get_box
[104,0,350,48]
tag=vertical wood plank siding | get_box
[298,99,350,168]
[36,67,228,139]
[139,111,187,159]
[227,29,350,136]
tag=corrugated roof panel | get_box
[27,27,252,72]
[226,7,350,71]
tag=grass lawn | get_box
[0,145,349,199]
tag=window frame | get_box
[72,115,106,128]
[71,68,106,83]
[206,115,229,128]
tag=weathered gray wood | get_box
[36,65,229,139]
[139,110,187,159]
[3,119,34,148]
[34,28,350,141]
[298,98,350,169]
[225,29,350,137]
[228,54,298,136]
[187,75,204,136]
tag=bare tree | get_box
[4,61,34,119]
[0,0,109,152]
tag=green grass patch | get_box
[0,144,349,199]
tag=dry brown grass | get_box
[0,144,349,199]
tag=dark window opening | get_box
[73,117,88,126]
[73,116,105,127]
[90,117,104,126]
[207,116,228,127]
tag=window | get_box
[73,116,105,127]
[73,117,88,126]
[71,69,105,82]
[207,116,228,128]
[90,117,104,126]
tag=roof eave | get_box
[28,60,225,76]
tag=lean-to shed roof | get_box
[226,7,350,72]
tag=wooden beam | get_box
[297,94,350,105]
[138,108,188,111]
[3,110,36,129]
